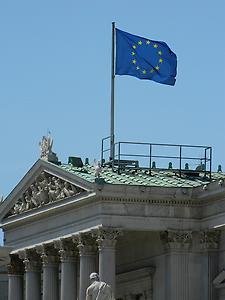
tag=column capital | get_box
[54,238,77,262]
[92,227,123,249]
[199,230,220,250]
[36,243,59,266]
[7,254,24,275]
[18,249,41,272]
[160,230,192,250]
[73,232,96,256]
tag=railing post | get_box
[179,146,182,177]
[101,139,104,166]
[204,149,207,178]
[149,144,152,176]
[118,142,121,174]
[210,147,212,180]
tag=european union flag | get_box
[116,29,177,86]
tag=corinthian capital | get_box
[18,249,41,272]
[73,232,96,256]
[92,227,123,249]
[54,238,77,262]
[160,230,192,250]
[200,230,220,250]
[36,243,59,266]
[7,254,24,275]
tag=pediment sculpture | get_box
[8,172,85,217]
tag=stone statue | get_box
[86,273,114,300]
[39,133,53,160]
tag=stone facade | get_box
[1,159,225,300]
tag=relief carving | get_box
[8,172,85,216]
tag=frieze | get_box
[8,172,85,216]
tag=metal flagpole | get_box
[110,22,116,161]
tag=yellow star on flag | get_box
[155,66,160,70]
[136,66,140,70]
[132,45,137,49]
[150,69,154,73]
[159,58,163,63]
[153,44,158,48]
[132,52,136,56]
[138,40,143,45]
[132,59,136,64]
[146,40,151,44]
[158,50,162,55]
[142,70,146,74]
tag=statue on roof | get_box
[39,132,53,159]
[39,132,59,163]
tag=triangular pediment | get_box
[0,159,94,222]
[7,171,86,217]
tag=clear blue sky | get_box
[0,1,225,243]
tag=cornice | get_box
[98,195,202,207]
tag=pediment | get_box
[6,171,86,218]
[0,159,94,222]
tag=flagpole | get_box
[110,21,116,161]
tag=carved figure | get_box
[62,182,75,197]
[86,273,114,300]
[39,133,53,159]
[9,172,83,216]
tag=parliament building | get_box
[1,138,225,300]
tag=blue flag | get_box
[115,29,177,86]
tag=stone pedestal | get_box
[75,233,96,300]
[7,255,24,300]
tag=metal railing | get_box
[101,137,212,178]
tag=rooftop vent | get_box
[68,157,83,168]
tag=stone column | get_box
[160,230,192,300]
[36,244,59,300]
[200,230,220,300]
[19,249,41,300]
[54,238,78,300]
[74,233,97,300]
[7,254,24,300]
[94,227,122,293]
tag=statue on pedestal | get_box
[86,273,114,300]
[39,132,59,164]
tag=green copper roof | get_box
[57,164,225,188]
